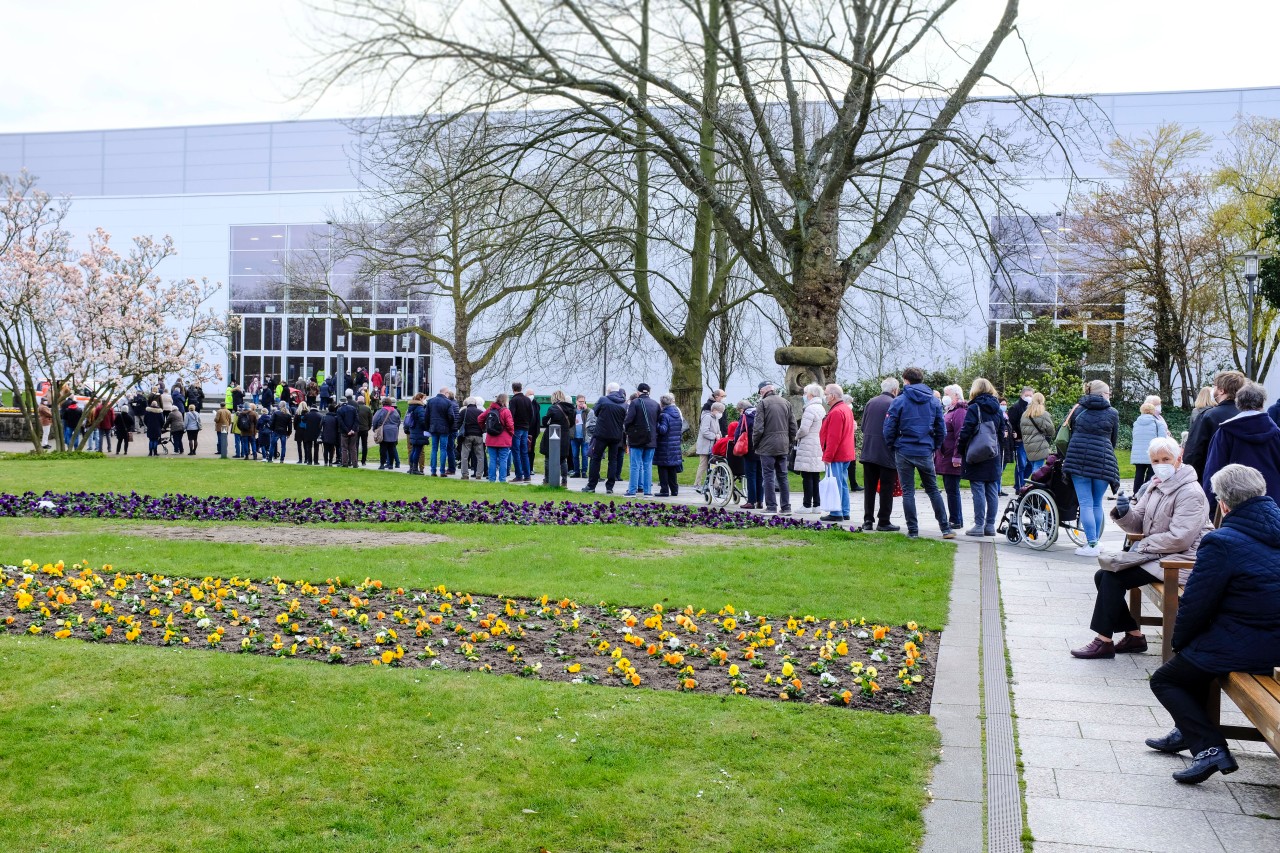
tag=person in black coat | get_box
[539,391,575,486]
[583,385,627,494]
[425,388,456,476]
[509,382,535,483]
[1183,370,1247,484]
[859,380,900,531]
[142,403,166,455]
[269,402,292,464]
[957,381,1007,537]
[654,394,685,497]
[1062,382,1120,555]
[320,405,341,466]
[1145,464,1280,784]
[293,404,314,465]
[113,407,134,455]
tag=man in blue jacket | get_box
[425,386,456,477]
[583,383,627,494]
[883,367,955,539]
[1145,463,1280,784]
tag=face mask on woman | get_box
[1154,405,1162,414]
[1152,463,1176,481]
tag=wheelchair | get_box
[703,455,746,509]
[996,454,1089,551]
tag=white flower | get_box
[819,672,840,687]
[667,636,682,649]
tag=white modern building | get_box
[3,85,1280,401]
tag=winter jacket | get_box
[624,393,661,449]
[1006,397,1029,443]
[38,404,53,427]
[114,410,134,439]
[356,402,373,432]
[695,409,722,456]
[426,393,456,434]
[935,400,969,476]
[1184,399,1240,482]
[793,399,826,473]
[540,401,575,459]
[859,392,896,467]
[166,408,184,433]
[1202,411,1280,506]
[321,412,340,445]
[183,411,201,431]
[238,410,257,439]
[292,410,312,441]
[214,408,232,433]
[958,393,1006,483]
[458,404,484,437]
[62,404,82,430]
[654,403,684,468]
[143,405,166,440]
[337,401,358,434]
[510,393,535,431]
[1062,395,1120,489]
[257,412,273,438]
[1172,495,1280,674]
[271,408,293,436]
[1129,413,1169,465]
[403,403,429,446]
[171,391,186,414]
[231,388,245,409]
[1021,412,1056,463]
[883,384,945,460]
[1112,463,1212,582]
[751,391,795,458]
[482,404,515,448]
[591,390,628,442]
[371,405,401,443]
[819,400,856,464]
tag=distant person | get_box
[654,393,684,497]
[355,393,374,466]
[1183,370,1246,483]
[1062,380,1120,557]
[958,378,1006,537]
[752,381,795,513]
[510,382,534,483]
[859,378,900,532]
[483,394,516,482]
[793,385,826,514]
[817,383,856,524]
[694,401,726,494]
[572,395,590,478]
[1006,386,1035,490]
[1202,382,1280,506]
[1019,392,1055,477]
[583,384,627,494]
[114,403,134,455]
[270,401,292,464]
[935,384,968,533]
[143,400,166,456]
[371,398,401,470]
[1130,395,1169,491]
[426,386,456,476]
[457,396,485,479]
[214,401,232,459]
[883,367,954,539]
[623,383,661,497]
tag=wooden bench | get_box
[1123,532,1188,662]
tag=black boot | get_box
[1173,745,1237,784]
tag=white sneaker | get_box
[1074,545,1101,557]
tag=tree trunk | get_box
[787,210,844,378]
[667,338,704,435]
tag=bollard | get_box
[547,424,561,487]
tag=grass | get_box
[0,637,938,853]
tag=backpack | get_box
[403,408,419,433]
[626,399,653,447]
[236,412,251,432]
[485,408,505,437]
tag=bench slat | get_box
[1222,673,1280,756]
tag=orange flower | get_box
[872,625,887,641]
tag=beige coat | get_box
[1021,412,1055,462]
[1112,463,1213,582]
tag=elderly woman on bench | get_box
[1071,436,1213,660]
[1145,464,1280,783]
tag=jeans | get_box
[760,454,790,510]
[444,432,456,472]
[894,452,951,534]
[827,461,850,518]
[89,429,102,451]
[628,446,655,494]
[259,430,273,460]
[272,433,288,462]
[487,446,512,482]
[1028,458,1044,476]
[1072,476,1110,545]
[942,473,965,529]
[217,432,228,458]
[862,461,897,526]
[1150,654,1229,755]
[409,442,424,471]
[743,457,763,504]
[63,425,74,447]
[1014,443,1028,490]
[970,480,1000,530]
[587,440,623,490]
[1089,566,1155,636]
[571,437,587,474]
[148,437,159,455]
[512,429,530,479]
[430,432,450,473]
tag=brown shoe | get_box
[1114,634,1148,654]
[1070,638,1115,659]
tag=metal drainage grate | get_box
[981,541,1023,853]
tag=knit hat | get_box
[637,383,651,393]
[758,381,773,392]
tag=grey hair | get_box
[1147,436,1180,460]
[710,401,725,413]
[736,399,750,411]
[606,382,621,393]
[823,383,843,399]
[1210,464,1268,510]
[943,384,963,400]
[843,394,854,405]
[1087,379,1111,396]
[803,383,823,399]
[462,396,475,407]
[473,397,485,409]
[1236,382,1267,412]
[881,377,900,394]
[660,393,675,406]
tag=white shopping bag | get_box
[819,465,843,514]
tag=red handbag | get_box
[732,416,750,456]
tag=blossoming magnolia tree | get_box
[0,172,226,451]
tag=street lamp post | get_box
[1244,250,1260,379]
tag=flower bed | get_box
[0,491,837,531]
[0,560,935,712]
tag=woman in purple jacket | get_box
[934,385,968,532]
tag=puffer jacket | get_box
[751,390,795,458]
[860,392,896,467]
[1202,411,1280,506]
[793,399,826,473]
[1113,463,1212,582]
[403,403,429,446]
[1062,395,1120,489]
[935,400,968,476]
[321,412,340,444]
[654,404,684,467]
[883,384,945,459]
[1172,495,1280,674]
[1129,413,1169,465]
[958,393,1006,483]
[426,393,456,434]
[143,404,166,439]
[695,409,722,455]
[592,390,628,443]
[1021,412,1056,462]
[1184,400,1240,481]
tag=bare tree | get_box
[309,0,1073,388]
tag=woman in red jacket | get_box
[819,383,856,523]
[483,393,516,482]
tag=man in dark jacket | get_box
[337,392,359,467]
[860,379,900,531]
[1183,370,1246,483]
[457,397,486,479]
[510,382,534,483]
[751,381,797,513]
[1006,386,1034,490]
[355,394,374,465]
[270,402,292,463]
[1146,464,1280,784]
[883,367,954,539]
[584,384,627,493]
[624,383,662,496]
[425,387,456,476]
[1201,382,1280,505]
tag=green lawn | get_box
[0,638,937,853]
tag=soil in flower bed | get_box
[0,560,937,713]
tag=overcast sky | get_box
[1,0,1276,133]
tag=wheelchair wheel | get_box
[706,463,733,508]
[1064,521,1088,547]
[1014,489,1059,551]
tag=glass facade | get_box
[227,223,432,396]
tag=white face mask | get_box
[1152,463,1176,481]
[1154,405,1162,414]
[1022,395,1033,403]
